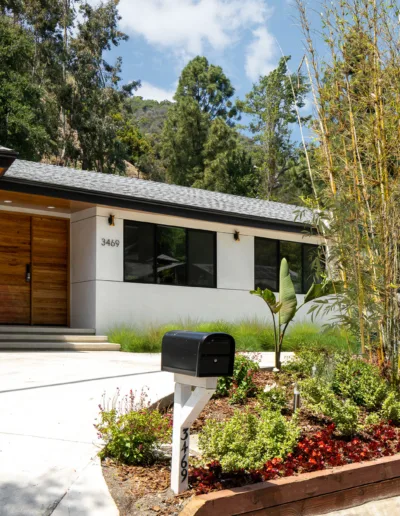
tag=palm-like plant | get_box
[251,258,336,370]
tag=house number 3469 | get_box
[101,238,120,247]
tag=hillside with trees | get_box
[0,0,312,204]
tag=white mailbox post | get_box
[160,330,235,494]
[171,374,218,494]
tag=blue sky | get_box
[106,0,316,107]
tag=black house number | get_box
[101,238,120,247]
[181,427,189,483]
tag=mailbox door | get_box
[197,355,233,377]
[197,334,235,377]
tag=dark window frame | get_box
[123,220,217,289]
[254,237,321,294]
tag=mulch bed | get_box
[101,369,400,514]
[102,458,194,515]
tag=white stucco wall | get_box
[70,208,98,329]
[69,206,324,334]
[1,203,327,333]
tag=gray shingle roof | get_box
[6,160,312,226]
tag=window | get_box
[124,221,216,288]
[254,237,321,294]
[187,229,216,288]
[123,222,155,283]
[303,244,322,293]
[280,241,302,294]
[254,238,278,291]
[156,226,186,285]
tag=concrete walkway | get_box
[0,350,294,516]
[0,351,173,516]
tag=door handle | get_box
[25,264,31,283]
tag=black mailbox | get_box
[161,331,235,377]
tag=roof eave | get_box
[0,176,313,234]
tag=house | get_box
[0,159,322,335]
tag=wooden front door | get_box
[31,217,69,326]
[0,213,31,324]
[0,212,69,326]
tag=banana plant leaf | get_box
[250,287,282,313]
[278,258,297,326]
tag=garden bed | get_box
[100,352,400,514]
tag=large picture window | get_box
[254,237,322,294]
[124,221,216,288]
[254,238,278,291]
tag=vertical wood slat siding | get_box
[0,213,31,324]
[31,217,69,326]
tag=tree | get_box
[0,15,57,159]
[162,56,238,186]
[175,56,238,123]
[60,1,139,173]
[162,97,209,186]
[240,56,309,200]
[197,117,257,196]
[296,0,400,381]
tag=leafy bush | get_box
[216,354,260,404]
[96,408,171,465]
[365,412,381,426]
[382,391,400,425]
[301,378,360,436]
[257,387,287,412]
[332,358,388,410]
[281,349,336,380]
[198,409,300,471]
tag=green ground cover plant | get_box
[108,319,356,354]
[198,409,301,471]
[257,387,287,412]
[332,358,388,411]
[301,377,360,436]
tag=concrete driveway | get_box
[0,351,174,516]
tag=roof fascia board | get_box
[0,177,312,234]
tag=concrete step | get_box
[0,334,108,343]
[0,326,95,335]
[0,342,120,351]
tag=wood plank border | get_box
[181,454,400,516]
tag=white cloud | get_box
[137,81,175,102]
[301,94,314,114]
[118,0,269,55]
[245,27,277,81]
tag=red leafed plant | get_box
[189,423,400,494]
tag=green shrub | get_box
[96,408,171,465]
[382,391,400,424]
[281,349,337,380]
[365,412,381,426]
[301,378,360,436]
[332,359,388,410]
[198,409,300,471]
[257,387,287,412]
[216,354,260,404]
